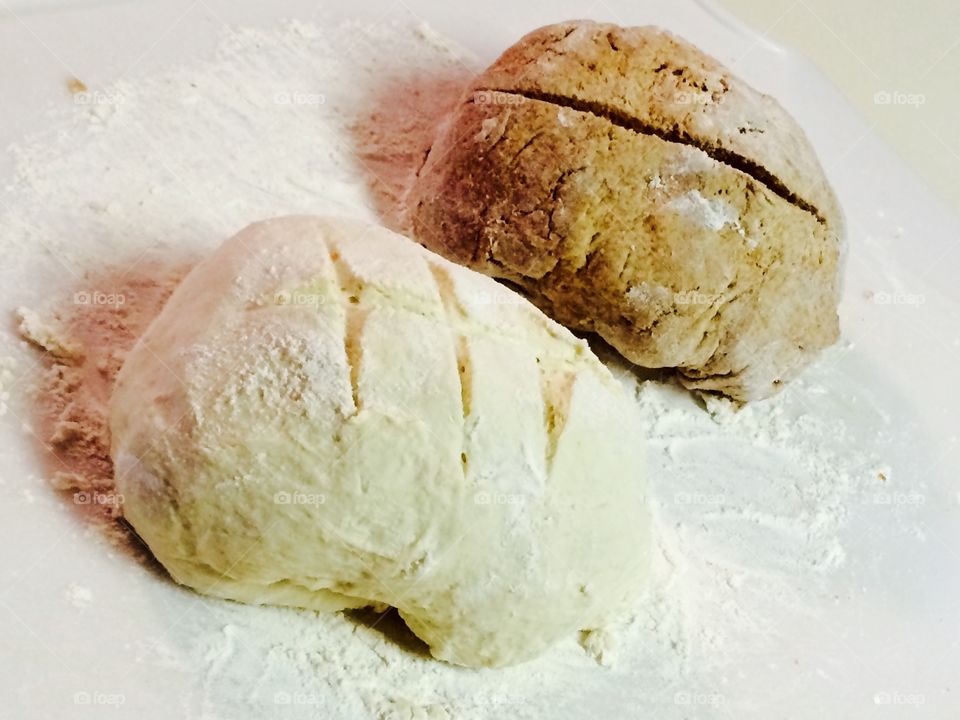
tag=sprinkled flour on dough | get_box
[0,18,892,720]
[667,189,744,235]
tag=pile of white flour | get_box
[0,18,893,720]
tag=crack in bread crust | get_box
[472,88,827,225]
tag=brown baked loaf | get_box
[408,20,844,400]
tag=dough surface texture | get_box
[110,216,650,668]
[410,20,845,400]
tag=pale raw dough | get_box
[110,216,650,668]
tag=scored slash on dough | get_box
[471,88,828,225]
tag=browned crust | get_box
[473,21,843,232]
[409,21,844,400]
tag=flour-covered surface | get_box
[0,13,956,720]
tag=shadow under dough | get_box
[18,257,194,579]
[348,65,474,233]
[343,605,432,659]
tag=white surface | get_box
[1,1,958,718]
[715,0,960,217]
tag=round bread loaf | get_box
[409,20,845,400]
[110,215,650,668]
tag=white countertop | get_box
[716,0,960,216]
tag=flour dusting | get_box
[0,18,890,720]
[667,189,744,234]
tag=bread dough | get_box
[110,216,650,668]
[409,20,845,401]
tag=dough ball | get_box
[110,216,650,668]
[409,20,845,401]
